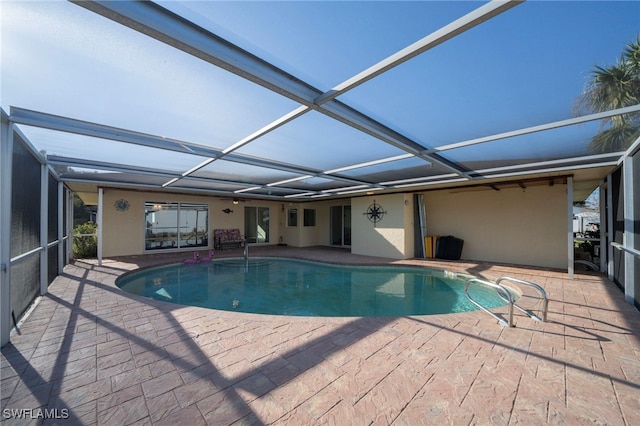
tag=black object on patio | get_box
[435,236,464,260]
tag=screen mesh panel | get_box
[10,254,40,322]
[10,133,43,322]
[63,189,69,268]
[11,134,41,257]
[48,172,58,243]
[47,246,58,285]
[611,168,624,291]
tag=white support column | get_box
[40,164,48,295]
[567,176,574,279]
[1,117,13,347]
[97,188,103,266]
[607,173,614,281]
[66,190,73,264]
[58,182,64,273]
[623,156,635,304]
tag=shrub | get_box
[73,222,98,259]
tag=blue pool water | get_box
[117,257,511,317]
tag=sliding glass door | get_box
[245,206,270,243]
[330,205,351,246]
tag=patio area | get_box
[1,246,639,425]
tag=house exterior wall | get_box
[101,189,285,257]
[351,193,414,260]
[101,190,346,256]
[100,185,567,269]
[422,184,568,269]
[281,204,301,247]
[297,203,329,247]
[281,202,331,247]
[102,189,146,257]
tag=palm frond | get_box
[588,122,640,153]
[576,37,640,153]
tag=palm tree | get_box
[575,37,640,152]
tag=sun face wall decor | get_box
[114,198,130,212]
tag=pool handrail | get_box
[464,278,514,327]
[496,276,548,322]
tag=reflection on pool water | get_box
[117,257,513,317]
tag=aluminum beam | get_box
[221,153,379,187]
[59,178,305,202]
[469,161,620,181]
[162,106,311,187]
[11,107,222,159]
[47,156,186,179]
[222,106,310,155]
[12,103,631,202]
[47,154,375,194]
[70,0,472,179]
[50,150,623,201]
[71,1,321,106]
[57,0,632,200]
[315,0,525,104]
[433,104,640,153]
[471,152,625,176]
[17,109,378,189]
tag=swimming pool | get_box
[117,257,513,317]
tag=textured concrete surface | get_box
[2,246,639,425]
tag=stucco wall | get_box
[281,201,347,247]
[281,204,301,247]
[351,193,414,259]
[280,202,325,247]
[100,184,568,268]
[298,203,329,247]
[101,189,285,257]
[422,184,568,269]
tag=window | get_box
[287,208,298,227]
[145,202,208,250]
[303,209,316,227]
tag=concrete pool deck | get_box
[1,246,639,425]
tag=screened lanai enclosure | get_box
[1,0,640,346]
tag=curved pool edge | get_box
[114,258,524,305]
[114,256,518,318]
[71,251,539,328]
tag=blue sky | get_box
[2,1,639,174]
